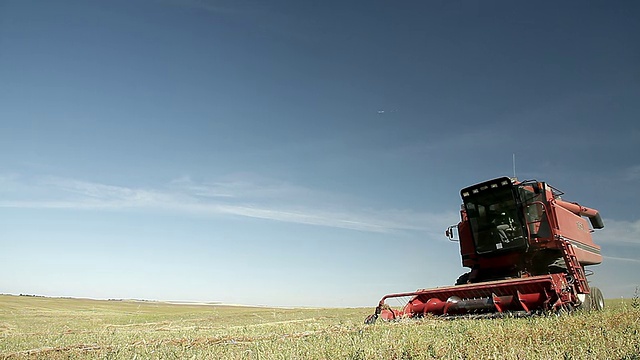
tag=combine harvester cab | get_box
[365,177,605,324]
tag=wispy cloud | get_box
[156,0,239,15]
[595,219,640,246]
[622,165,640,182]
[603,255,640,264]
[2,174,638,241]
[0,174,454,235]
[168,175,318,200]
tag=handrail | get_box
[522,200,553,243]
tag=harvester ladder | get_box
[559,238,589,294]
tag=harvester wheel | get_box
[364,313,378,325]
[555,303,574,316]
[455,272,470,285]
[591,287,605,311]
[578,293,592,311]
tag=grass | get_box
[1,294,639,359]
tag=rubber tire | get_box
[578,293,592,311]
[364,313,378,325]
[591,287,605,311]
[455,272,470,285]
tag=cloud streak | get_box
[623,165,640,182]
[157,0,239,15]
[0,174,454,235]
[603,255,640,264]
[2,174,638,242]
[595,218,640,246]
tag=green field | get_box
[1,294,639,359]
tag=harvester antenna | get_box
[512,153,516,179]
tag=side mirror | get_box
[445,225,459,242]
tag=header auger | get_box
[365,177,605,324]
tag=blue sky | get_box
[1,1,639,307]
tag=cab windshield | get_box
[464,187,527,254]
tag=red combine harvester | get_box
[365,177,605,323]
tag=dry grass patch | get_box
[1,295,639,359]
